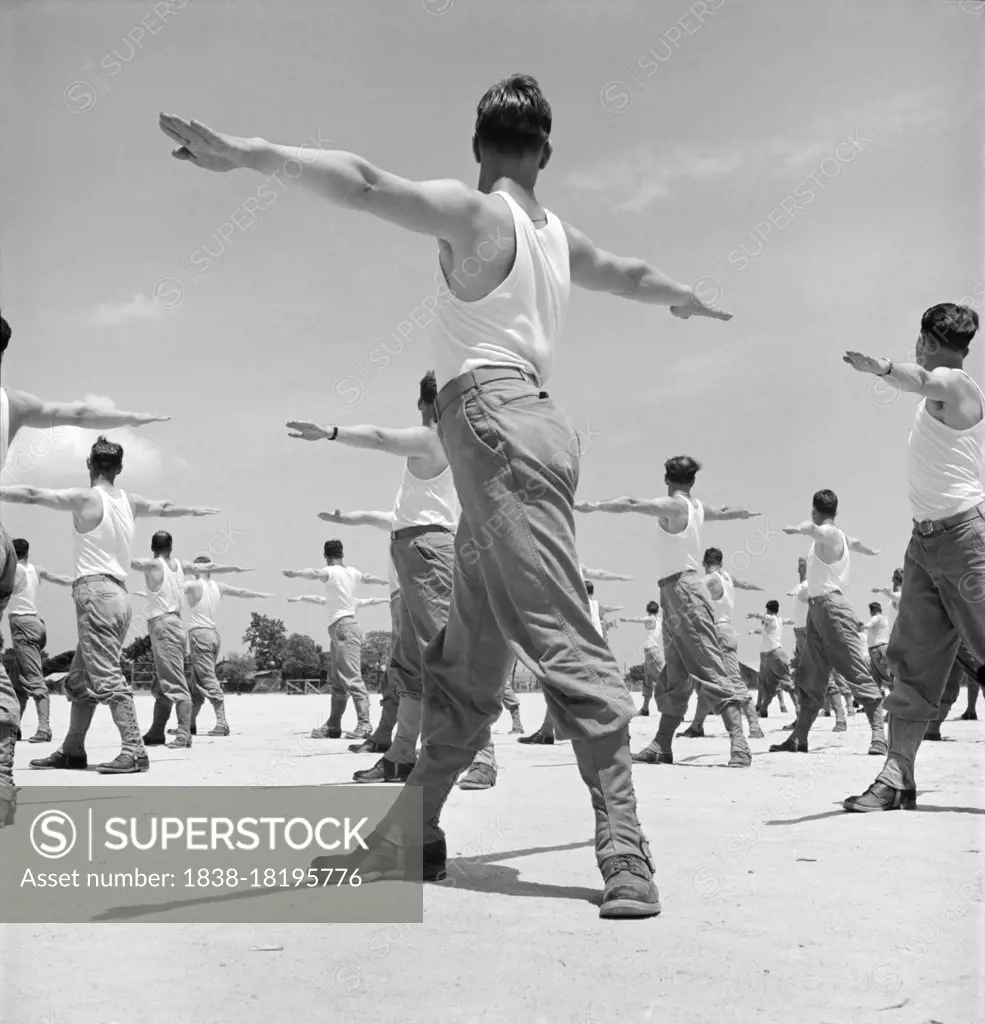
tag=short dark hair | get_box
[921,303,978,353]
[665,455,701,486]
[765,599,780,614]
[12,538,28,558]
[645,600,660,615]
[585,580,595,596]
[419,371,437,407]
[324,539,344,560]
[89,435,123,478]
[703,547,723,567]
[0,313,10,358]
[193,555,211,564]
[869,601,882,614]
[475,74,552,155]
[892,568,903,587]
[812,489,838,518]
[151,531,173,555]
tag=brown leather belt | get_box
[913,500,985,538]
[434,365,541,421]
[74,573,127,591]
[391,524,454,542]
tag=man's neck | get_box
[476,167,538,197]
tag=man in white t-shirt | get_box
[844,304,985,811]
[162,74,735,918]
[0,313,169,823]
[747,602,796,717]
[617,601,665,718]
[7,538,72,743]
[4,437,218,777]
[770,489,885,757]
[284,539,388,739]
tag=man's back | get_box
[432,189,569,389]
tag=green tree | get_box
[279,633,323,680]
[42,649,76,675]
[122,634,154,668]
[360,630,392,693]
[242,612,288,671]
[625,663,645,685]
[217,652,257,690]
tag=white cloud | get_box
[88,293,162,327]
[566,92,947,213]
[1,394,186,486]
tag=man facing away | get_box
[133,536,257,747]
[8,538,72,743]
[287,371,462,784]
[157,557,272,738]
[284,540,388,740]
[316,508,403,754]
[770,489,886,757]
[0,312,169,821]
[677,547,764,740]
[747,602,803,724]
[618,601,664,718]
[843,303,985,810]
[863,601,893,694]
[778,556,811,718]
[576,456,760,769]
[161,73,729,917]
[0,437,218,775]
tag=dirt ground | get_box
[2,692,983,1024]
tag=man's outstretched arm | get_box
[218,584,274,599]
[287,422,439,458]
[37,567,74,587]
[282,568,329,582]
[732,577,764,591]
[844,353,982,414]
[0,486,90,513]
[847,536,881,557]
[287,595,325,605]
[580,564,633,582]
[360,574,390,587]
[130,496,220,520]
[179,561,253,575]
[575,497,681,518]
[702,503,761,522]
[317,509,395,531]
[563,223,731,321]
[6,391,169,437]
[159,116,485,243]
[356,596,389,609]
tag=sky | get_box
[0,0,982,672]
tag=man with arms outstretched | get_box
[0,313,169,822]
[7,538,72,743]
[284,540,388,740]
[576,456,759,770]
[843,304,985,810]
[0,437,217,775]
[289,372,466,783]
[160,73,729,917]
[769,489,886,757]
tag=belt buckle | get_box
[916,519,935,537]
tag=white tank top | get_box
[760,614,784,652]
[708,569,735,622]
[0,388,9,470]
[73,488,134,583]
[145,557,185,620]
[642,613,662,650]
[186,578,221,630]
[431,191,571,389]
[392,462,460,531]
[866,614,889,648]
[806,527,850,597]
[654,495,704,580]
[908,371,985,521]
[8,563,39,616]
[588,598,603,634]
[791,580,809,629]
[323,565,363,626]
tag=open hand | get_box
[159,114,252,172]
[781,526,800,535]
[670,291,733,322]
[287,420,330,442]
[135,413,172,424]
[573,501,596,513]
[843,351,891,375]
[282,570,299,579]
[318,510,342,523]
[195,508,220,517]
